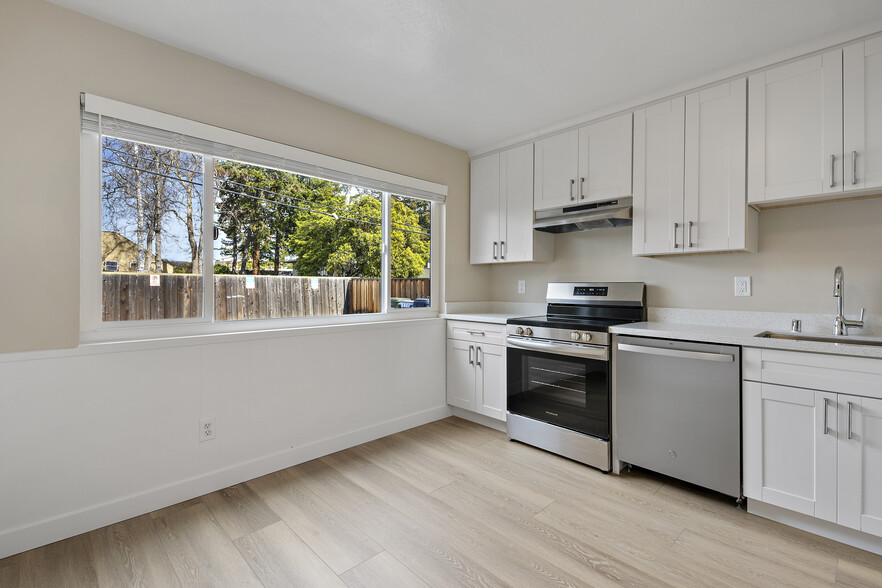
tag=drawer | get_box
[447,320,506,345]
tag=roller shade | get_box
[81,94,447,203]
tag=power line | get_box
[103,159,204,187]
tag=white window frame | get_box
[80,96,444,343]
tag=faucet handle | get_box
[858,308,865,322]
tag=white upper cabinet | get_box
[470,144,552,265]
[578,115,633,203]
[534,115,633,211]
[748,40,882,206]
[844,37,882,194]
[634,79,755,256]
[633,97,686,255]
[748,51,842,204]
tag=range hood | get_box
[533,197,633,233]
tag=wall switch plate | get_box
[517,280,526,294]
[200,418,216,442]
[734,276,751,297]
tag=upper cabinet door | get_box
[844,38,882,193]
[577,114,633,203]
[469,153,500,264]
[633,97,686,255]
[534,129,578,211]
[748,51,843,204]
[684,79,748,252]
[501,143,535,263]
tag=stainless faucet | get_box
[833,266,865,335]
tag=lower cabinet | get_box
[446,321,506,421]
[743,348,882,540]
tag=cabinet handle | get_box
[847,401,854,440]
[476,346,482,367]
[673,222,679,249]
[830,154,835,188]
[580,177,585,200]
[500,241,505,259]
[687,221,694,248]
[467,330,486,336]
[852,151,857,185]
[570,179,575,201]
[493,241,498,260]
[823,398,830,435]
[468,344,474,365]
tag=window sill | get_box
[77,310,441,353]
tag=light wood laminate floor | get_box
[2,417,881,587]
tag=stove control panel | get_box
[570,331,593,342]
[573,286,608,297]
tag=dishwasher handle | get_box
[616,342,734,363]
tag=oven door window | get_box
[507,347,609,439]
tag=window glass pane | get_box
[213,160,383,320]
[390,194,431,309]
[101,137,203,321]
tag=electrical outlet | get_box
[734,276,751,297]
[517,280,526,294]
[199,418,216,442]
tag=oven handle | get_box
[507,336,609,360]
[616,343,734,363]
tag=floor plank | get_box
[234,520,346,587]
[247,465,382,575]
[201,482,280,540]
[18,534,98,588]
[153,502,261,586]
[340,551,430,588]
[89,514,181,587]
[0,553,21,587]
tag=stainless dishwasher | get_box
[614,335,741,499]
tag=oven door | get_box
[506,336,610,439]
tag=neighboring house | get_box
[101,231,174,273]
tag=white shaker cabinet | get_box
[743,347,882,548]
[634,79,755,256]
[446,321,506,421]
[534,114,633,211]
[470,144,552,264]
[843,38,882,194]
[838,396,882,538]
[742,382,837,521]
[749,39,882,205]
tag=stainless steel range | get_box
[506,282,646,471]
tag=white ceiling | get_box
[50,0,882,154]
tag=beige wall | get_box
[490,197,882,315]
[0,0,485,353]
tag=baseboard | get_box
[450,407,506,432]
[0,404,451,559]
[748,499,882,556]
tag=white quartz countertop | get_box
[440,313,518,325]
[611,321,882,359]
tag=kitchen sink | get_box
[756,331,882,347]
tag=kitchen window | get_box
[80,95,444,340]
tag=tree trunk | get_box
[273,233,280,275]
[252,248,260,276]
[134,143,146,272]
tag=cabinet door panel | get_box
[839,396,882,537]
[534,130,578,211]
[684,79,746,252]
[578,114,633,203]
[844,38,882,192]
[758,384,837,521]
[633,98,685,255]
[446,339,476,411]
[476,344,506,421]
[502,143,534,263]
[469,153,500,264]
[748,51,842,204]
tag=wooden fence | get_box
[102,274,430,321]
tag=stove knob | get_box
[571,331,580,341]
[524,328,533,337]
[515,327,524,336]
[582,332,592,342]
